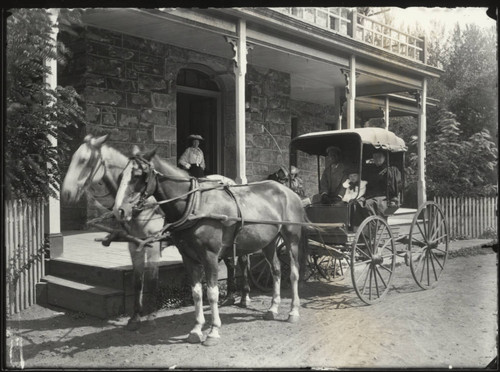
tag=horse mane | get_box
[151,155,191,179]
[100,144,129,169]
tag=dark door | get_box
[177,92,218,175]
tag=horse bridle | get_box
[129,156,159,208]
[79,145,107,197]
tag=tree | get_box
[438,24,497,139]
[399,18,498,199]
[408,109,497,198]
[5,9,87,200]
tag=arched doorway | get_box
[176,68,221,175]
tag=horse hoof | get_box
[263,311,276,321]
[126,319,141,331]
[203,337,220,347]
[287,315,300,323]
[187,332,203,344]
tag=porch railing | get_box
[272,8,427,64]
[434,196,498,240]
[5,198,46,316]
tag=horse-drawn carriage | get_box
[249,128,449,304]
[63,128,449,345]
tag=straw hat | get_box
[187,134,204,141]
[279,165,289,177]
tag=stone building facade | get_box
[60,26,334,228]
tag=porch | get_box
[40,231,230,319]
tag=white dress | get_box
[341,180,367,202]
[178,147,205,169]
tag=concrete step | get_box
[42,275,124,319]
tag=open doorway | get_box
[176,69,221,175]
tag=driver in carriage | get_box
[352,150,402,226]
[313,145,347,204]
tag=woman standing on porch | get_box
[178,134,206,178]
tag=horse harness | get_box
[131,156,246,264]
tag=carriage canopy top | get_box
[291,128,407,156]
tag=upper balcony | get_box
[272,8,428,65]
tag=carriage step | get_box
[42,275,124,319]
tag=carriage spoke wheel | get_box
[249,237,290,292]
[351,215,396,305]
[409,201,449,290]
[313,252,348,282]
[248,253,273,292]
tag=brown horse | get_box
[113,148,306,346]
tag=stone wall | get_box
[59,25,338,227]
[245,66,291,183]
[59,26,234,224]
[291,100,336,198]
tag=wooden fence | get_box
[434,196,498,239]
[5,198,45,316]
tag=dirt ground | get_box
[6,249,498,369]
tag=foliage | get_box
[440,24,498,139]
[5,9,87,200]
[407,110,498,198]
[391,18,498,200]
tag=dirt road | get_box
[6,250,497,369]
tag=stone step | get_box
[48,259,126,291]
[42,275,124,319]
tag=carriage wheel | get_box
[351,215,396,305]
[409,201,449,290]
[249,236,290,292]
[313,253,348,282]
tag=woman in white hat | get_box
[178,134,205,177]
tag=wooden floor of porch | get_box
[60,230,183,268]
[59,207,417,268]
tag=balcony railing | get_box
[272,8,427,64]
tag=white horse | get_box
[62,134,165,330]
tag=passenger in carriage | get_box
[318,146,347,204]
[352,150,402,226]
[340,167,367,232]
[340,167,367,203]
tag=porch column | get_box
[417,78,427,206]
[383,96,390,130]
[341,55,357,129]
[43,8,63,257]
[334,87,344,130]
[226,19,252,184]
